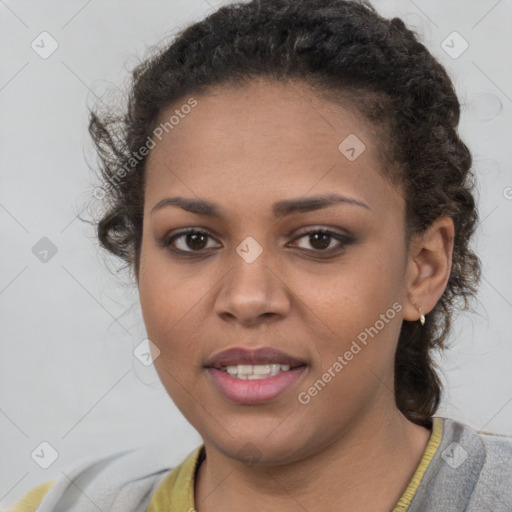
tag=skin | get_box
[137,78,454,512]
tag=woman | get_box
[11,0,512,510]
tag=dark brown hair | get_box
[88,0,481,428]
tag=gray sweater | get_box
[27,417,512,511]
[409,417,512,511]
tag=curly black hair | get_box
[88,0,481,428]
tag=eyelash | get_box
[160,227,353,258]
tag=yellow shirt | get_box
[9,416,443,511]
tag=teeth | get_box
[253,364,271,375]
[221,363,293,379]
[237,364,254,376]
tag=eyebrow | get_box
[150,193,370,219]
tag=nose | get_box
[214,245,291,326]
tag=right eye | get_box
[161,228,221,254]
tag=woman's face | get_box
[138,79,412,464]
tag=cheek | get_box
[292,265,403,421]
[138,256,205,406]
[303,253,401,322]
[138,241,203,336]
[137,243,226,396]
[294,251,404,370]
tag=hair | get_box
[88,0,481,428]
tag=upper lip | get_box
[204,347,307,369]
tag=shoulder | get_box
[477,425,512,459]
[446,416,512,477]
[9,440,180,512]
[415,416,512,512]
[408,416,512,512]
[9,481,55,512]
[467,423,512,510]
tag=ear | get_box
[402,216,455,322]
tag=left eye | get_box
[290,229,350,251]
[162,228,350,254]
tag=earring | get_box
[418,306,425,326]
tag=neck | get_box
[194,407,432,512]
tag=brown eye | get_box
[292,229,351,252]
[308,232,332,250]
[162,229,220,253]
[184,232,208,250]
[162,227,352,258]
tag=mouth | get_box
[204,346,308,404]
[216,363,306,380]
[204,346,307,374]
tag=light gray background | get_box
[1,0,511,508]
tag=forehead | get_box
[144,78,401,214]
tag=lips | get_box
[204,346,307,369]
[204,346,308,404]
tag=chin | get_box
[208,427,310,466]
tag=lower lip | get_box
[207,366,307,404]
